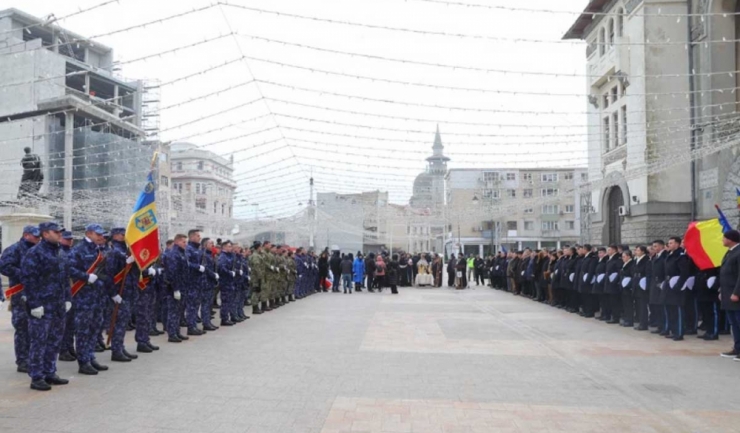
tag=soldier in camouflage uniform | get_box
[248,241,264,315]
[287,249,297,302]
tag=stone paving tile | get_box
[1,287,740,433]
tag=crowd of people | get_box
[448,231,740,358]
[0,223,339,391]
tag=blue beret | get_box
[39,222,62,233]
[85,223,106,235]
[111,227,126,236]
[23,225,40,237]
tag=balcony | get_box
[588,37,630,88]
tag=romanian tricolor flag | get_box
[125,171,160,270]
[684,205,731,270]
[736,188,740,209]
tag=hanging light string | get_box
[0,0,120,36]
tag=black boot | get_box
[220,320,235,326]
[111,352,131,362]
[146,342,160,350]
[30,379,52,391]
[137,343,153,353]
[176,333,190,340]
[78,363,98,375]
[168,336,182,343]
[44,374,69,385]
[123,349,138,360]
[91,359,109,371]
[253,304,263,315]
[58,351,76,362]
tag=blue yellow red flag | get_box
[125,171,160,270]
[736,188,740,210]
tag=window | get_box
[524,221,534,231]
[196,183,201,194]
[621,105,628,145]
[541,173,558,182]
[608,19,615,46]
[202,183,207,194]
[541,188,559,197]
[506,221,517,230]
[195,198,206,210]
[602,94,609,109]
[542,205,560,214]
[523,189,533,198]
[617,8,624,37]
[222,204,226,215]
[213,202,218,213]
[603,116,611,151]
[506,189,516,198]
[565,221,576,230]
[565,205,575,214]
[611,112,618,149]
[522,173,532,181]
[175,162,182,171]
[524,208,534,214]
[160,176,169,187]
[506,173,516,181]
[610,86,618,104]
[581,173,588,181]
[542,221,559,231]
[197,161,204,170]
[484,172,500,182]
[599,27,606,56]
[483,189,500,199]
[564,172,573,181]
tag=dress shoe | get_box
[93,344,105,353]
[180,319,187,327]
[168,336,182,343]
[91,360,109,371]
[111,352,131,362]
[176,333,189,340]
[204,324,218,331]
[16,362,29,373]
[126,323,136,331]
[44,374,69,385]
[650,329,663,334]
[659,331,670,336]
[123,349,138,359]
[721,349,740,358]
[234,316,246,323]
[187,328,204,336]
[221,320,235,326]
[672,336,684,341]
[31,379,52,391]
[146,342,160,350]
[622,323,634,327]
[148,330,159,337]
[702,334,719,341]
[635,326,648,331]
[78,363,98,375]
[606,319,620,324]
[137,343,153,353]
[58,351,76,362]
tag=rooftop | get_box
[562,0,611,40]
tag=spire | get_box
[432,124,443,156]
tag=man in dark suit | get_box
[719,230,740,359]
[663,237,689,341]
[649,240,667,334]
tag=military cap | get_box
[725,230,740,243]
[262,240,271,247]
[39,221,62,232]
[251,241,261,249]
[111,227,126,236]
[85,223,106,235]
[62,231,73,240]
[23,225,40,237]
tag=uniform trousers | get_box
[10,296,30,366]
[110,294,132,354]
[724,310,740,351]
[220,286,235,321]
[683,290,698,333]
[28,301,65,381]
[135,287,155,344]
[184,285,200,330]
[165,295,182,338]
[621,290,634,324]
[666,304,684,338]
[635,291,649,328]
[74,293,102,365]
[61,303,75,353]
[200,286,215,326]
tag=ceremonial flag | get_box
[716,204,733,233]
[736,188,740,209]
[684,205,732,270]
[125,171,160,270]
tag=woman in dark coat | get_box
[447,254,457,287]
[399,254,410,287]
[365,252,376,292]
[388,254,400,294]
[318,251,329,292]
[329,250,342,293]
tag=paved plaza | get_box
[1,287,740,433]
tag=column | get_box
[63,112,73,229]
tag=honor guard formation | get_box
[0,224,323,392]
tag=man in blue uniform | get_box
[218,241,238,326]
[21,222,70,391]
[185,229,207,335]
[134,253,160,353]
[200,237,219,331]
[164,234,190,343]
[106,227,140,362]
[58,230,76,362]
[0,225,40,373]
[69,223,110,375]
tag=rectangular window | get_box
[610,86,618,103]
[506,221,517,230]
[160,176,169,186]
[542,221,559,231]
[621,105,628,145]
[565,221,576,230]
[484,172,500,182]
[581,173,588,181]
[542,205,560,214]
[524,221,534,231]
[541,173,558,182]
[506,173,516,181]
[565,205,575,214]
[524,208,534,214]
[195,198,206,210]
[506,189,516,198]
[214,202,217,213]
[603,116,611,151]
[522,173,532,181]
[564,172,573,181]
[202,183,207,194]
[175,162,182,171]
[483,189,500,199]
[611,112,618,149]
[541,188,559,197]
[196,183,201,194]
[197,161,204,170]
[602,94,609,109]
[523,188,533,198]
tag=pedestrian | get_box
[649,240,667,334]
[365,252,376,292]
[330,250,342,293]
[341,253,353,294]
[718,230,740,359]
[447,254,456,287]
[388,254,400,294]
[217,241,238,326]
[374,254,386,291]
[663,237,689,341]
[632,245,650,331]
[200,238,220,330]
[20,222,70,391]
[57,230,76,362]
[620,250,635,327]
[353,252,365,292]
[318,251,329,293]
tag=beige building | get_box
[446,168,587,256]
[170,142,235,239]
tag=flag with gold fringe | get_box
[125,171,160,270]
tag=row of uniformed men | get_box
[0,223,324,391]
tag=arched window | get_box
[617,8,625,37]
[608,18,615,46]
[599,27,606,55]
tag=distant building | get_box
[0,8,153,230]
[170,142,235,238]
[316,190,390,254]
[446,168,587,256]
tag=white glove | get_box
[174,291,181,301]
[199,265,205,273]
[248,276,251,281]
[214,273,220,281]
[0,299,5,309]
[65,301,71,312]
[30,306,44,319]
[230,271,236,277]
[112,294,122,304]
[239,270,243,276]
[158,268,164,275]
[126,255,135,264]
[88,273,98,284]
[148,267,157,276]
[271,265,275,271]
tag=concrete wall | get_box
[0,41,66,117]
[0,115,53,201]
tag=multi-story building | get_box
[0,8,153,231]
[170,142,235,238]
[446,168,587,256]
[154,142,172,241]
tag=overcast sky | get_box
[2,0,590,218]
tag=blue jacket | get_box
[20,239,70,308]
[186,241,206,284]
[164,244,188,293]
[0,238,35,300]
[69,239,107,299]
[106,240,138,298]
[203,251,218,288]
[218,251,237,289]
[353,258,365,283]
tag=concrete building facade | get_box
[170,142,235,239]
[446,168,587,256]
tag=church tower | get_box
[410,126,450,209]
